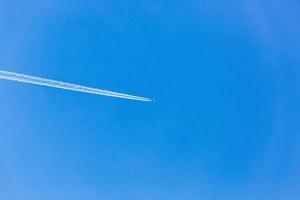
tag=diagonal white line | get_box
[0,70,152,102]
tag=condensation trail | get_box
[0,70,152,102]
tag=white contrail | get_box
[0,70,152,102]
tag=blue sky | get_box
[0,1,300,199]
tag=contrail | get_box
[0,70,152,102]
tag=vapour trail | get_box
[0,70,152,102]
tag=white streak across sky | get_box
[0,70,152,102]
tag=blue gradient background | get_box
[0,1,300,199]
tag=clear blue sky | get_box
[0,1,299,199]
